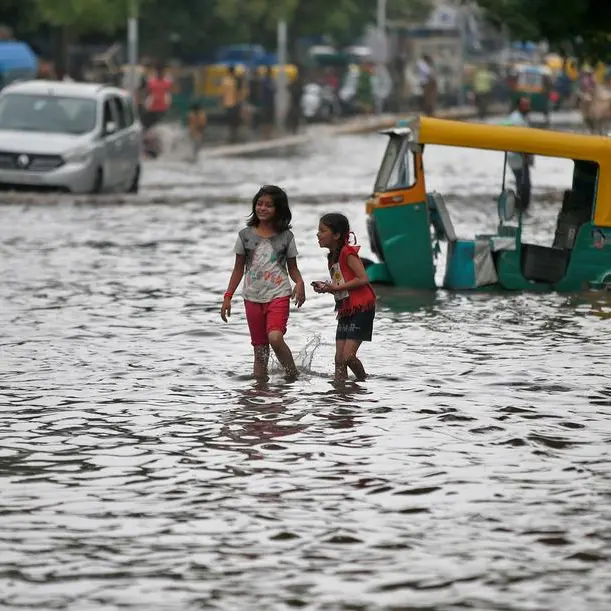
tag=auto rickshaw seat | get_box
[552,189,593,250]
[429,191,498,289]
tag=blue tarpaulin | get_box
[0,41,38,73]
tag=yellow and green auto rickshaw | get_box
[508,63,553,120]
[365,116,611,292]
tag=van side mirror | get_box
[105,121,117,135]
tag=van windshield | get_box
[0,93,97,135]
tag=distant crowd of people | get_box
[218,64,304,144]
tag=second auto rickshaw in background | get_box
[507,63,553,124]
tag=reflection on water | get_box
[1,136,611,610]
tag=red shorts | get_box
[244,296,290,346]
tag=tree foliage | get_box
[34,0,135,33]
[473,0,611,62]
[2,0,434,60]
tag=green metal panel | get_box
[510,91,549,114]
[372,202,436,289]
[555,224,611,291]
[496,224,611,292]
[496,244,551,292]
[531,93,550,114]
[366,262,394,284]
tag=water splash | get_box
[296,333,323,373]
[267,333,324,377]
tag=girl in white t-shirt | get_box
[221,185,306,380]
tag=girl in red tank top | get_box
[313,213,376,382]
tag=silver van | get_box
[0,80,142,193]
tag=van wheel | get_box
[128,165,140,194]
[91,168,104,194]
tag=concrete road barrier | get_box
[204,105,508,159]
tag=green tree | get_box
[473,0,611,62]
[3,0,434,65]
[0,0,39,39]
[33,0,146,33]
[387,0,434,23]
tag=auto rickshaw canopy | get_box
[397,116,611,227]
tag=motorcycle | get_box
[301,82,341,123]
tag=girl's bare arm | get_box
[329,255,369,292]
[221,255,246,321]
[287,258,305,307]
[225,255,246,295]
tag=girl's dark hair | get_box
[247,185,292,231]
[320,212,350,264]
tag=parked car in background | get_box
[0,80,141,193]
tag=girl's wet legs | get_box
[344,339,366,380]
[335,339,366,382]
[253,344,270,379]
[347,356,366,381]
[334,340,348,382]
[268,330,298,380]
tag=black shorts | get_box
[336,308,375,342]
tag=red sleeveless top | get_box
[329,245,376,316]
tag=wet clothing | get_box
[234,227,297,303]
[245,296,290,346]
[336,308,375,342]
[329,245,376,317]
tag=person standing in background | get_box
[144,63,173,130]
[186,101,207,162]
[473,64,496,119]
[221,65,240,143]
[258,66,276,139]
[420,55,437,116]
[504,97,533,213]
[287,66,304,133]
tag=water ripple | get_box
[1,135,610,610]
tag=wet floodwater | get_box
[1,129,611,610]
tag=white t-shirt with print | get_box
[234,234,297,303]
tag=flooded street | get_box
[1,128,611,610]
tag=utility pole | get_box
[375,0,387,114]
[127,0,139,98]
[275,19,288,133]
[458,6,466,106]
